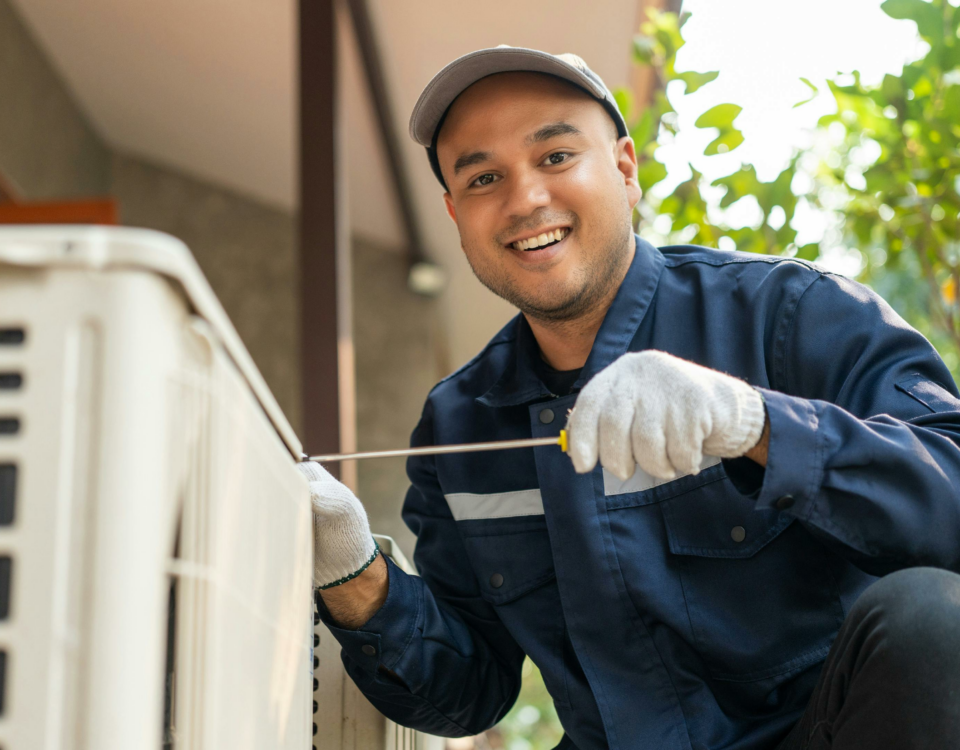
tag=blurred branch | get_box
[346,0,429,270]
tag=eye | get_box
[544,151,571,166]
[470,173,498,188]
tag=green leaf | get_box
[655,27,679,60]
[636,158,668,192]
[881,73,904,104]
[675,70,719,94]
[630,109,656,150]
[944,85,960,122]
[713,165,763,206]
[695,103,744,156]
[912,75,934,100]
[632,34,657,65]
[881,0,944,41]
[705,130,745,156]
[695,103,743,129]
[613,88,633,123]
[793,77,819,108]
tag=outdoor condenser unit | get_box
[0,227,442,750]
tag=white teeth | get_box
[512,228,569,251]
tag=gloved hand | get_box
[297,461,379,589]
[566,350,766,481]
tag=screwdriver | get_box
[305,430,569,463]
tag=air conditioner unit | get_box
[0,226,442,750]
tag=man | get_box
[300,47,960,749]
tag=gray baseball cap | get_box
[409,45,629,190]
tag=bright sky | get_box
[646,0,930,272]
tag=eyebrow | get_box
[453,150,493,176]
[525,121,583,145]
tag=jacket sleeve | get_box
[316,398,526,736]
[724,271,960,576]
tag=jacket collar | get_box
[477,234,665,408]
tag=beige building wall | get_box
[0,0,441,559]
[0,0,110,198]
[352,238,445,556]
[111,153,303,434]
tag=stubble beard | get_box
[462,206,634,326]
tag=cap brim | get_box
[408,47,608,147]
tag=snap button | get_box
[776,495,795,511]
[361,644,377,657]
[539,408,555,424]
[730,526,746,543]
[489,573,504,589]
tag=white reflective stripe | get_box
[603,455,722,496]
[444,489,544,520]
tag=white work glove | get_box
[566,350,766,481]
[297,461,379,589]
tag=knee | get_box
[854,566,960,613]
[848,567,960,668]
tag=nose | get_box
[502,166,551,221]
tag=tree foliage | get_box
[617,1,960,376]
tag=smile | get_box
[510,227,571,252]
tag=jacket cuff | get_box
[316,554,420,676]
[737,387,823,514]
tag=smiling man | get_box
[300,47,960,749]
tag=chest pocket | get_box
[458,516,556,603]
[458,515,573,709]
[658,470,844,687]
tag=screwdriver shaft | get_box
[305,434,562,463]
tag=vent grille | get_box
[0,322,20,725]
[0,465,14,526]
[0,328,24,346]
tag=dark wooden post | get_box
[299,0,352,480]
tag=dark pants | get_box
[775,567,960,749]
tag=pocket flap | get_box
[895,375,960,413]
[660,479,794,558]
[459,518,556,605]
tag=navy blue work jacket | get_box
[319,236,960,750]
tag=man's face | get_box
[437,72,642,322]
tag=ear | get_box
[614,136,643,209]
[442,192,458,225]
